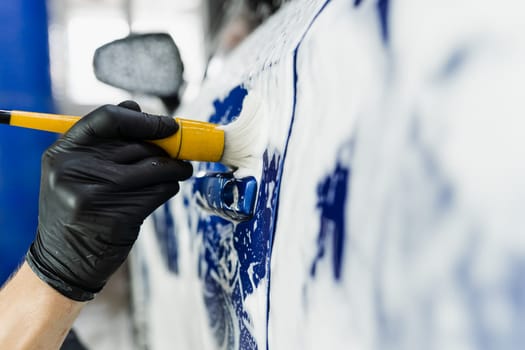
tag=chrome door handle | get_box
[193,172,257,222]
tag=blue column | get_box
[0,0,56,284]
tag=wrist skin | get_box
[0,262,85,349]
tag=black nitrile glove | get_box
[26,101,193,301]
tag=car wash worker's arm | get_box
[0,101,193,349]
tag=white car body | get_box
[130,0,525,349]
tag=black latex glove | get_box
[26,101,193,301]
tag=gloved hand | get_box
[26,101,193,301]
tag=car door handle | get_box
[193,172,257,222]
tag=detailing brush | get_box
[0,94,262,168]
[218,92,263,168]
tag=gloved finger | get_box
[118,100,142,112]
[44,139,167,166]
[106,142,170,164]
[53,156,191,191]
[111,157,193,189]
[137,181,182,214]
[107,181,182,221]
[66,104,179,144]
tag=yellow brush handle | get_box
[10,111,80,134]
[9,111,224,162]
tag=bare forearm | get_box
[0,263,85,349]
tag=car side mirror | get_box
[93,33,184,112]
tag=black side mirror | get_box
[93,33,184,112]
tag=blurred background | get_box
[0,0,283,285]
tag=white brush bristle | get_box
[220,92,263,169]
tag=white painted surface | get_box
[133,0,525,349]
